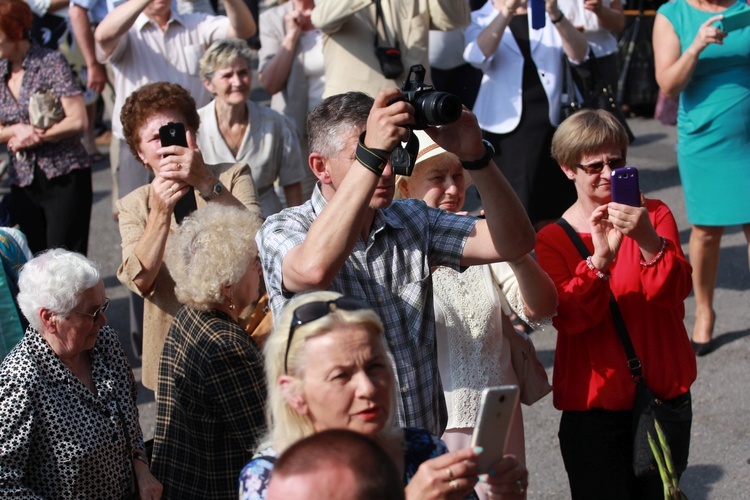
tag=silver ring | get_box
[449,479,458,491]
[445,467,454,480]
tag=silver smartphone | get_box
[470,385,519,473]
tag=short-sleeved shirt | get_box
[197,99,306,218]
[257,186,477,435]
[0,44,89,187]
[69,0,124,24]
[97,10,228,138]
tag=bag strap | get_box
[556,218,644,381]
[373,0,397,49]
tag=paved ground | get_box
[6,111,747,499]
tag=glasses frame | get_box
[283,297,370,374]
[73,297,110,322]
[577,157,627,175]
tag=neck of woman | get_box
[59,350,98,395]
[8,40,30,69]
[213,301,240,323]
[214,99,249,155]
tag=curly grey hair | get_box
[166,204,261,311]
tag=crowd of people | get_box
[1,0,748,497]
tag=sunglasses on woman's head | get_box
[577,157,627,175]
[284,296,372,374]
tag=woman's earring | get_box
[228,294,235,310]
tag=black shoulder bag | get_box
[373,0,404,79]
[556,218,692,478]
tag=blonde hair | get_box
[166,204,261,310]
[260,291,398,453]
[199,38,254,82]
[551,109,629,169]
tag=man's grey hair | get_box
[306,92,374,159]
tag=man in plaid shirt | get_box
[257,89,534,435]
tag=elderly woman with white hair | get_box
[197,38,307,217]
[239,290,529,500]
[0,249,162,499]
[150,204,267,500]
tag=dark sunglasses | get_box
[73,298,110,322]
[577,157,627,175]
[284,296,371,374]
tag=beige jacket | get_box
[311,0,470,98]
[116,162,261,390]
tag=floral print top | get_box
[238,427,452,500]
[0,43,89,187]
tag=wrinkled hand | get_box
[8,124,42,152]
[136,469,163,500]
[493,0,526,14]
[364,88,414,153]
[691,14,726,53]
[589,203,622,270]
[150,174,190,215]
[423,108,485,162]
[481,455,529,499]
[607,196,661,252]
[86,62,107,94]
[405,447,481,500]
[583,0,603,14]
[156,129,214,194]
[283,8,308,37]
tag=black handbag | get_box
[373,0,403,79]
[557,218,692,478]
[561,49,635,143]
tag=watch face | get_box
[214,182,223,197]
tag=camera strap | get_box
[390,131,420,176]
[373,0,398,50]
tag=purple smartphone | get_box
[611,166,640,206]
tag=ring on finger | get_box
[168,186,174,195]
[449,479,458,491]
[445,467,454,480]
[516,479,525,494]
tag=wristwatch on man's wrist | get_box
[201,180,224,201]
[461,140,495,171]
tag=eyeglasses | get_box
[577,157,627,175]
[73,298,110,322]
[284,296,371,374]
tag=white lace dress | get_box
[433,262,528,466]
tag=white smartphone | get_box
[470,385,520,473]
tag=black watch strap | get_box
[356,131,389,176]
[461,139,495,170]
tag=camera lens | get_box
[415,91,462,127]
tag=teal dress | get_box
[658,0,750,226]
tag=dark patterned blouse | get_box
[0,43,89,187]
[0,325,144,498]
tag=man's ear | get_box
[40,308,57,334]
[279,375,308,416]
[309,153,331,185]
[560,164,576,181]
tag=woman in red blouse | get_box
[535,109,696,499]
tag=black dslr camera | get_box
[401,64,462,130]
[389,65,463,175]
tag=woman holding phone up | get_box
[116,82,262,391]
[534,110,696,499]
[653,0,750,355]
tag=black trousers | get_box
[559,409,665,500]
[11,166,92,256]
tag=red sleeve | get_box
[535,223,611,336]
[636,199,693,307]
